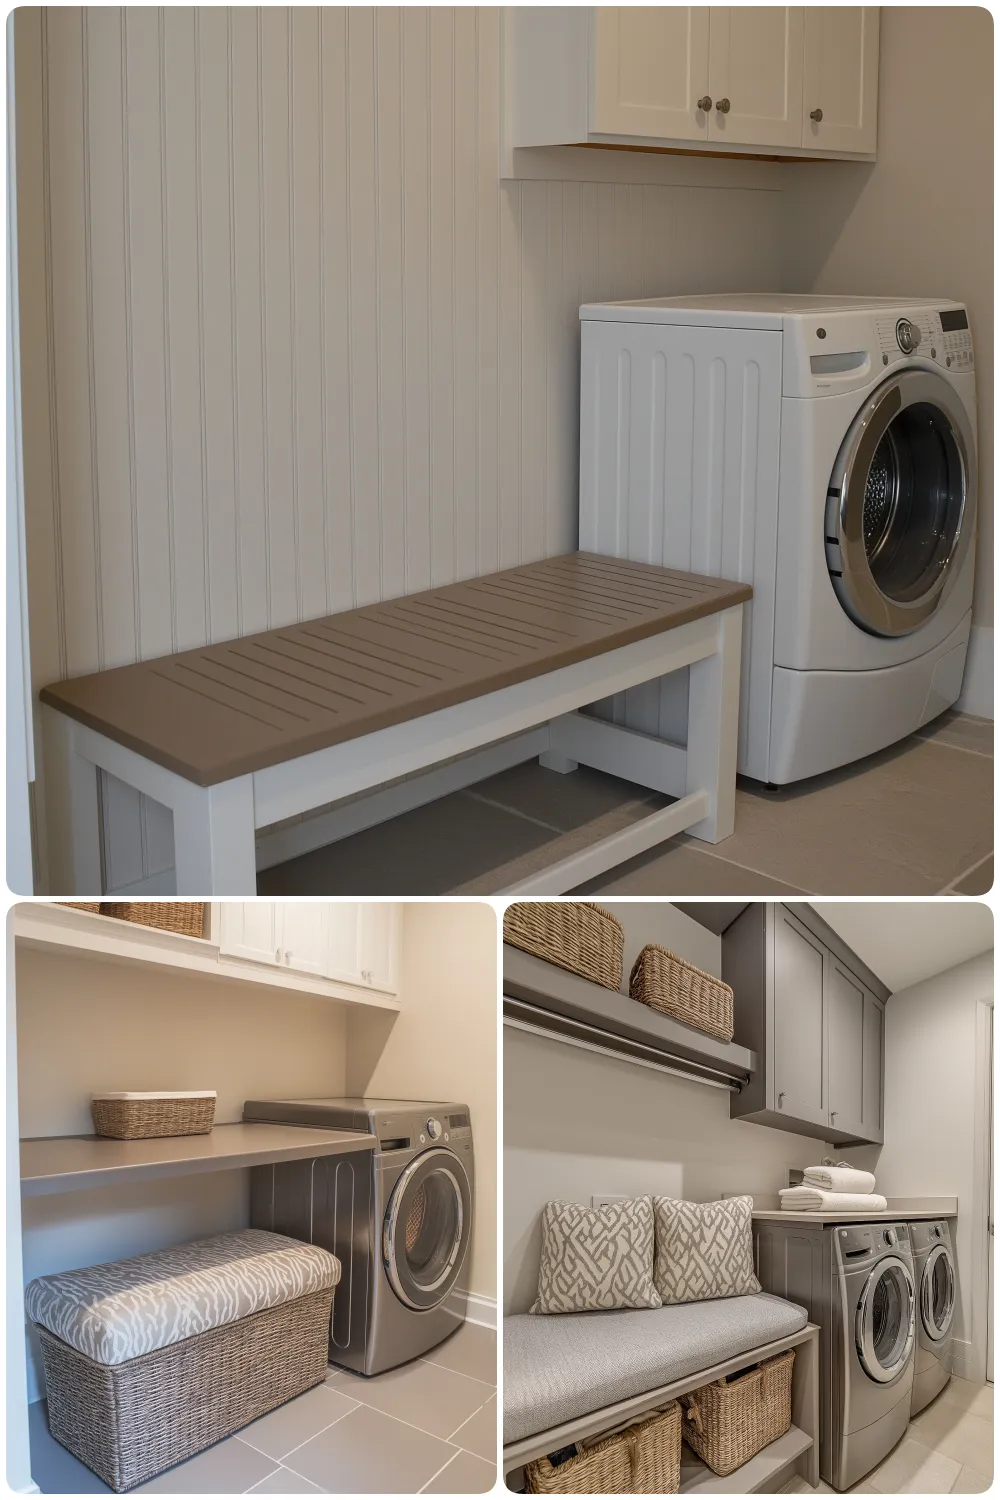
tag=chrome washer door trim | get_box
[382,1147,471,1312]
[855,1254,916,1383]
[827,369,976,637]
[921,1244,956,1342]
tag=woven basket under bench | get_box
[27,1230,340,1492]
[680,1348,795,1476]
[526,1401,682,1494]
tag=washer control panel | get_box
[876,307,973,371]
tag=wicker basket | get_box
[680,1349,795,1477]
[91,1092,217,1140]
[504,903,624,991]
[526,1403,681,1494]
[629,945,734,1042]
[36,1287,334,1491]
[101,903,205,938]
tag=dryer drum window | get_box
[922,1245,956,1340]
[856,1258,914,1383]
[383,1148,472,1312]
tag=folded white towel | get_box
[779,1187,888,1213]
[802,1165,876,1195]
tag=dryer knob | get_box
[896,318,921,354]
[884,1228,896,1247]
[426,1117,443,1140]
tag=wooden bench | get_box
[40,552,751,896]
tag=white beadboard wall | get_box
[15,8,784,892]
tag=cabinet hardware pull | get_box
[715,97,731,114]
[697,95,713,112]
[777,1092,785,1107]
[831,1111,838,1121]
[275,949,281,963]
[285,951,292,965]
[810,107,823,122]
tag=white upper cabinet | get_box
[358,904,400,995]
[217,904,281,967]
[326,902,362,986]
[802,7,879,155]
[592,8,711,142]
[505,6,879,164]
[218,903,400,995]
[707,8,805,149]
[278,904,331,979]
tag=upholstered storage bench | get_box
[26,1229,340,1492]
[504,1294,821,1493]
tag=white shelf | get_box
[679,1425,813,1493]
[13,904,400,1013]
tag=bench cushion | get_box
[40,553,751,785]
[26,1229,340,1366]
[503,1292,807,1445]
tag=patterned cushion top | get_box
[25,1229,340,1366]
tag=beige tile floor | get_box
[258,711,993,896]
[27,1322,497,1494]
[780,1375,993,1495]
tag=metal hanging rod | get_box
[503,1009,741,1093]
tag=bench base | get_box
[42,605,743,897]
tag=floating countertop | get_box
[20,1123,376,1198]
[753,1197,958,1225]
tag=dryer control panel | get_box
[875,308,974,373]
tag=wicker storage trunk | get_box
[526,1402,681,1494]
[504,903,624,991]
[26,1230,340,1492]
[680,1349,795,1476]
[629,945,734,1042]
[91,1091,217,1140]
[101,902,205,938]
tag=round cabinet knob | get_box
[715,97,731,114]
[896,318,921,354]
[426,1117,443,1140]
[697,95,714,112]
[810,108,823,122]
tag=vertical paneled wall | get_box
[15,8,783,888]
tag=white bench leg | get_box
[42,708,104,895]
[538,751,579,774]
[685,604,743,843]
[172,777,258,896]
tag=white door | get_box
[592,8,711,141]
[708,7,805,149]
[278,903,330,978]
[358,903,400,994]
[326,902,363,985]
[802,7,879,154]
[217,903,281,966]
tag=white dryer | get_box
[579,294,977,784]
[910,1220,957,1415]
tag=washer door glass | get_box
[856,1256,915,1383]
[827,370,975,637]
[383,1148,472,1312]
[921,1245,956,1341]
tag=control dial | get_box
[883,1228,896,1247]
[896,318,921,354]
[426,1117,443,1141]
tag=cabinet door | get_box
[802,7,879,154]
[592,8,711,141]
[828,959,866,1139]
[358,904,400,994]
[770,906,828,1129]
[862,992,885,1143]
[217,903,281,966]
[278,904,330,978]
[326,902,363,985]
[708,7,804,148]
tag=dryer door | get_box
[382,1148,472,1312]
[855,1255,916,1383]
[826,369,976,637]
[920,1244,956,1342]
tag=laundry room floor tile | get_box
[420,1322,498,1385]
[246,1468,324,1493]
[445,1393,497,1461]
[950,1467,992,1494]
[575,834,811,896]
[866,1436,961,1493]
[238,1384,359,1462]
[332,1357,495,1441]
[938,1375,994,1421]
[914,709,993,757]
[280,1403,458,1493]
[907,1402,994,1475]
[421,1448,496,1493]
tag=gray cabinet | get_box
[726,904,887,1145]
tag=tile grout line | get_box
[912,732,994,761]
[243,1464,284,1494]
[939,848,994,894]
[417,1452,460,1495]
[320,1387,468,1447]
[242,1401,359,1466]
[595,834,816,897]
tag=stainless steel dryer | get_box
[910,1220,956,1415]
[756,1219,915,1491]
[244,1097,475,1375]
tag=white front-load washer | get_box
[579,294,977,783]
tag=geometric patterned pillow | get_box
[652,1195,761,1305]
[531,1197,662,1314]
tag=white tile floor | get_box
[28,1322,497,1494]
[780,1376,993,1495]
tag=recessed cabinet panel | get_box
[802,7,879,153]
[828,960,866,1138]
[358,904,399,994]
[772,908,828,1129]
[218,904,281,966]
[592,7,710,141]
[708,7,805,148]
[279,904,330,978]
[862,994,885,1143]
[327,903,362,986]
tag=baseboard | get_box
[956,624,993,719]
[462,1291,498,1330]
[950,1337,980,1383]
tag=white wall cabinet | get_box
[218,903,400,996]
[507,6,879,165]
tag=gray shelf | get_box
[503,945,755,1086]
[680,1425,813,1493]
[20,1123,376,1197]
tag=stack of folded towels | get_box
[779,1160,887,1213]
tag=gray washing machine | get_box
[244,1097,475,1375]
[910,1221,956,1415]
[755,1220,915,1491]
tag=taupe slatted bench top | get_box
[41,552,751,787]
